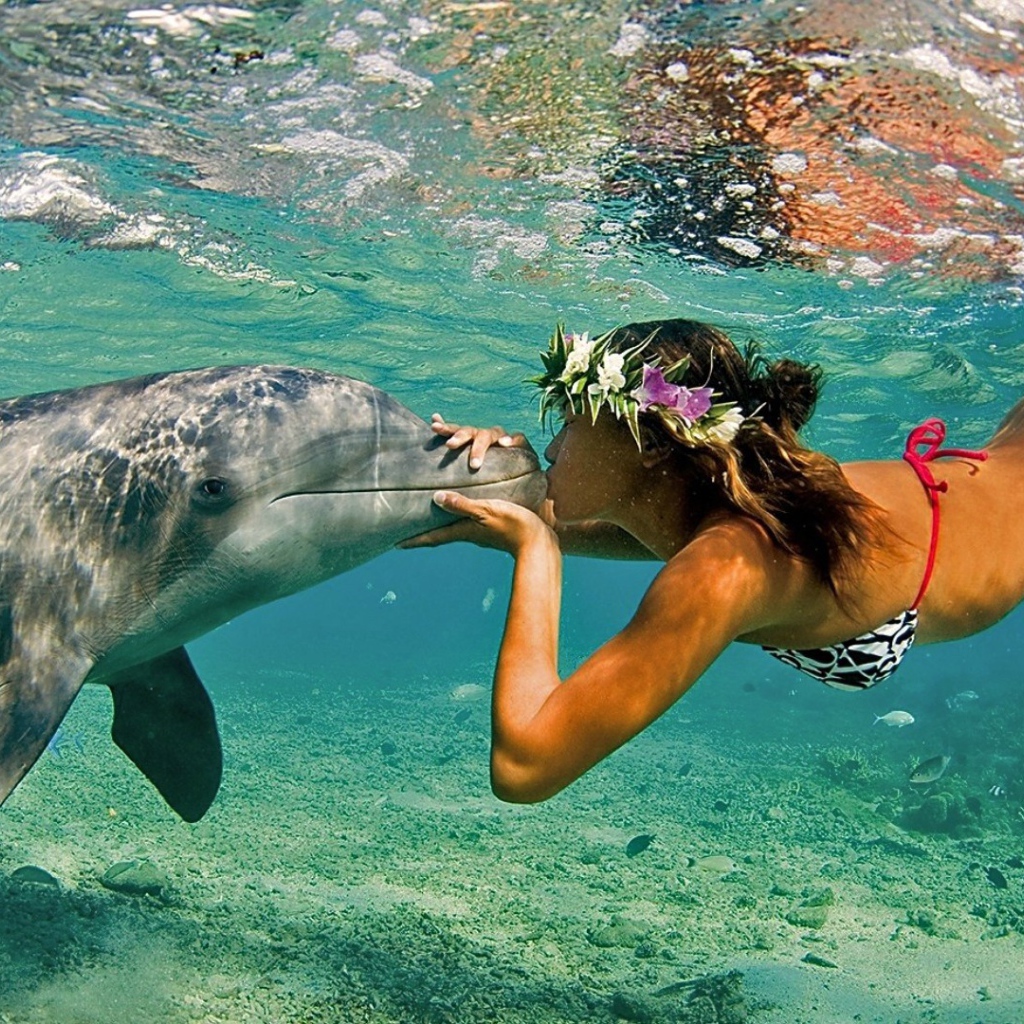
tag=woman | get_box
[402,320,1024,803]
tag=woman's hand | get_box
[399,490,554,555]
[430,414,531,470]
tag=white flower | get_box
[595,352,626,393]
[702,406,744,443]
[559,332,592,382]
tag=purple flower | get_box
[677,386,713,422]
[633,364,681,412]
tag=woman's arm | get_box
[490,519,778,802]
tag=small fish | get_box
[695,854,737,873]
[625,833,654,858]
[909,754,951,785]
[874,710,915,727]
[379,590,397,605]
[10,865,60,888]
[450,682,487,702]
[46,727,85,759]
[985,865,1009,889]
[945,690,980,711]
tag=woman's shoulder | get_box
[657,513,820,634]
[687,510,803,568]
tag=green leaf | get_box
[626,403,641,448]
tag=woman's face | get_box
[542,408,640,523]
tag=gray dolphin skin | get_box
[0,365,545,822]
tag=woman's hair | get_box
[605,319,879,596]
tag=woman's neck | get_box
[608,464,709,560]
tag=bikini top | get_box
[762,419,987,690]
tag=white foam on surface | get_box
[0,153,116,227]
[452,214,549,276]
[848,136,898,156]
[929,163,960,180]
[126,5,254,37]
[355,9,388,27]
[974,0,1024,22]
[0,154,297,286]
[771,153,808,175]
[908,227,964,249]
[716,236,762,259]
[608,22,649,58]
[327,29,362,52]
[1002,157,1024,181]
[278,129,410,199]
[899,45,1024,130]
[848,255,887,278]
[353,52,434,96]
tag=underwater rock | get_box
[10,865,60,888]
[907,907,938,935]
[818,745,875,783]
[919,793,949,827]
[801,952,839,968]
[785,887,834,929]
[611,991,654,1022]
[653,970,747,1023]
[901,790,982,836]
[786,905,829,929]
[99,859,169,896]
[588,914,650,948]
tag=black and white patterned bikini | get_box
[762,419,987,691]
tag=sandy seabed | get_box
[2,666,1023,1024]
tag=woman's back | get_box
[754,420,1024,649]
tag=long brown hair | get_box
[606,319,880,596]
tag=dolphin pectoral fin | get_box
[108,647,222,823]
[0,649,92,808]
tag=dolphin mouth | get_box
[269,468,545,502]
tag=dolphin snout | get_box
[434,441,546,510]
[431,436,540,483]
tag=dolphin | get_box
[0,365,544,821]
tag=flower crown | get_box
[529,323,746,448]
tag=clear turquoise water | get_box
[2,0,1024,811]
[3,1,1024,1019]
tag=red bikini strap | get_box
[902,418,988,610]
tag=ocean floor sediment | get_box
[2,668,1023,1024]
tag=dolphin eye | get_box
[194,477,231,507]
